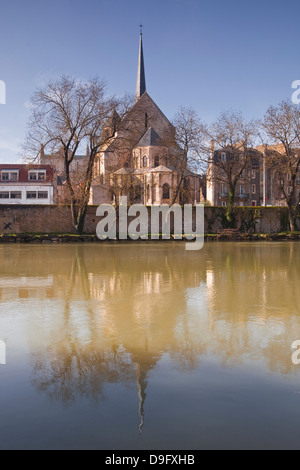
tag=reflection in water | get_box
[0,242,300,448]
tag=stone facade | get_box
[90,94,203,206]
[207,144,300,207]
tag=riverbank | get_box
[1,232,300,243]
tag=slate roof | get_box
[135,127,163,148]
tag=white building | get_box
[0,165,55,205]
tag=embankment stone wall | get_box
[0,204,296,235]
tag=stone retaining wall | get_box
[0,204,296,235]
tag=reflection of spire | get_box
[136,363,147,434]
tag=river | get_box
[0,242,300,449]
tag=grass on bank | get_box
[1,231,300,242]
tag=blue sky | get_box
[0,0,300,163]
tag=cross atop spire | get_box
[135,27,146,102]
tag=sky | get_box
[0,0,300,163]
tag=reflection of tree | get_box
[31,343,135,404]
[2,242,300,425]
[27,244,203,429]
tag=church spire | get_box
[135,26,146,102]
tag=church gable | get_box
[122,92,175,145]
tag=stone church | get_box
[40,32,203,206]
[89,31,203,206]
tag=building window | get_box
[10,192,22,199]
[38,191,48,199]
[143,156,147,168]
[154,156,160,167]
[145,113,148,129]
[0,192,9,199]
[28,170,46,181]
[252,184,256,194]
[221,152,226,162]
[146,184,150,201]
[287,173,291,181]
[240,185,244,195]
[221,184,227,195]
[287,186,292,195]
[222,201,227,207]
[162,183,170,199]
[1,171,18,181]
[252,170,256,179]
[26,191,37,199]
[252,200,256,206]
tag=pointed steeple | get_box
[135,27,146,102]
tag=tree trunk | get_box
[65,150,96,234]
[288,204,296,232]
[75,206,87,234]
[171,172,184,206]
[226,185,235,227]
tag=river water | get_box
[0,241,300,449]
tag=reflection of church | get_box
[90,31,203,205]
[4,244,205,433]
[2,243,300,435]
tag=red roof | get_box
[0,164,54,183]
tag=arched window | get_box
[163,183,170,199]
[154,156,159,167]
[143,155,147,168]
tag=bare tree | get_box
[261,100,300,231]
[166,107,205,204]
[205,110,259,225]
[24,75,128,233]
